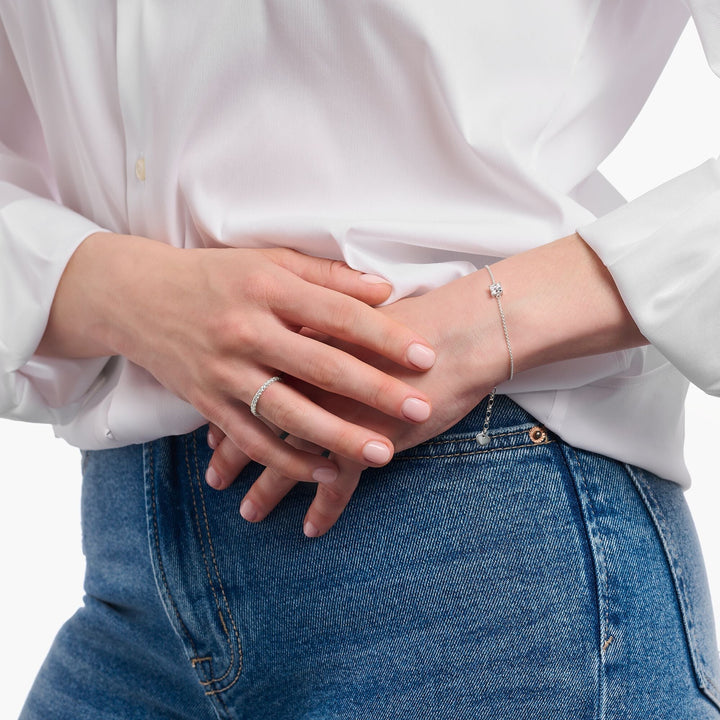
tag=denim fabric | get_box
[21,397,720,719]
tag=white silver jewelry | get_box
[250,376,282,418]
[476,265,514,446]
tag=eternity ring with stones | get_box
[250,376,283,418]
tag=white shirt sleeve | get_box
[578,2,720,396]
[0,21,109,425]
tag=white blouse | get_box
[1,1,719,485]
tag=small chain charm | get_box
[475,388,496,446]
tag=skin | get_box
[204,232,649,536]
[37,232,438,484]
[39,230,647,537]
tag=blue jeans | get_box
[21,397,720,719]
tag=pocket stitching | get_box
[186,433,244,695]
[626,465,720,705]
[395,438,553,461]
[558,445,610,720]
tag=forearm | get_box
[475,232,648,380]
[36,232,178,359]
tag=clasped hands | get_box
[39,233,505,538]
[40,231,641,537]
[203,262,504,538]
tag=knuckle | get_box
[306,352,346,391]
[325,259,349,286]
[316,483,352,509]
[240,434,271,465]
[325,297,362,337]
[271,401,306,433]
[208,312,249,352]
[215,439,245,476]
[329,423,363,458]
[243,271,277,306]
[364,373,397,411]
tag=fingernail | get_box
[402,397,431,422]
[360,273,390,285]
[304,521,320,538]
[406,343,436,370]
[206,466,222,489]
[312,467,338,484]
[240,498,259,522]
[362,441,392,465]
[207,429,218,449]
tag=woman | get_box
[2,2,719,718]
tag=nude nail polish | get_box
[360,273,390,284]
[402,397,431,422]
[240,498,259,522]
[304,521,320,538]
[313,467,338,484]
[362,441,392,465]
[407,343,436,370]
[205,466,222,489]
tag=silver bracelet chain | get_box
[476,265,514,446]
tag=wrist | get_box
[488,233,647,376]
[38,232,180,359]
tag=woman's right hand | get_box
[37,232,436,482]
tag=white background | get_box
[1,20,720,719]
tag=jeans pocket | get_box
[627,465,720,710]
[143,431,244,704]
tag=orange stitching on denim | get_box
[218,610,229,636]
[569,449,612,663]
[182,438,238,688]
[394,439,553,462]
[189,434,244,695]
[568,446,613,676]
[191,657,212,666]
[629,467,720,698]
[559,446,610,720]
[147,443,200,658]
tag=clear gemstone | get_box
[489,282,503,298]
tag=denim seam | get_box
[559,445,609,720]
[625,465,720,706]
[184,438,236,686]
[145,443,201,660]
[410,425,539,449]
[394,438,553,461]
[185,433,244,695]
[202,658,234,720]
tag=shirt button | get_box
[104,427,115,440]
[134,156,146,182]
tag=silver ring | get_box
[250,376,282,418]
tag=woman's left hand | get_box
[207,270,509,536]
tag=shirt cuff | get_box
[0,192,111,422]
[578,158,720,395]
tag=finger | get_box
[239,435,325,522]
[206,422,225,449]
[274,274,437,372]
[246,376,395,467]
[262,331,433,423]
[302,457,366,538]
[239,466,298,523]
[269,248,393,307]
[205,434,251,490]
[211,404,340,484]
